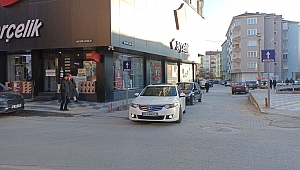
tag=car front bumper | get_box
[129,105,180,122]
[0,100,25,113]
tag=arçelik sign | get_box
[0,0,43,42]
[0,19,43,42]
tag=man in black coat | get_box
[60,74,70,111]
[205,81,209,93]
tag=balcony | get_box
[233,36,241,42]
[233,45,241,52]
[233,25,241,31]
[232,58,241,63]
[231,69,241,73]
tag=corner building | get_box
[0,0,205,102]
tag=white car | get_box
[129,84,186,123]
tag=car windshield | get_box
[234,82,245,86]
[0,83,10,92]
[140,86,177,96]
[177,83,192,91]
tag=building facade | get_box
[0,0,205,102]
[225,12,290,82]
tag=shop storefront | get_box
[0,0,204,102]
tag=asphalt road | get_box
[0,85,299,170]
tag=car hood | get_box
[0,91,24,99]
[133,96,177,105]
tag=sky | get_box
[202,0,300,51]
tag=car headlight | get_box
[165,102,179,109]
[0,98,6,102]
[130,102,139,108]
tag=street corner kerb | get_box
[0,0,20,7]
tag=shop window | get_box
[180,63,193,82]
[7,55,32,82]
[113,53,144,90]
[150,60,162,85]
[166,62,178,84]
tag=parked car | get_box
[231,82,249,94]
[0,83,25,113]
[245,81,258,89]
[260,80,268,89]
[129,84,186,123]
[177,82,202,105]
[208,80,214,87]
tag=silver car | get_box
[129,84,186,123]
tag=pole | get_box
[256,33,262,89]
[267,61,270,108]
[126,72,129,110]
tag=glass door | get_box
[43,58,58,92]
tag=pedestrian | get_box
[60,74,70,111]
[205,81,209,93]
[290,78,294,84]
[285,78,290,84]
[273,79,277,89]
[269,79,273,89]
[68,73,78,102]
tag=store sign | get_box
[46,69,56,77]
[0,0,20,7]
[169,38,189,53]
[0,19,43,42]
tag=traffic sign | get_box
[123,61,131,72]
[261,49,275,62]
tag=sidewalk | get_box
[24,98,134,116]
[249,88,300,118]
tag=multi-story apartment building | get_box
[225,12,294,82]
[221,40,230,80]
[199,51,221,79]
[283,20,300,81]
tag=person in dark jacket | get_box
[205,81,209,93]
[269,79,273,89]
[68,73,78,102]
[273,79,277,89]
[60,74,70,111]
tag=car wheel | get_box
[190,95,195,105]
[176,107,183,123]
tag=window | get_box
[247,18,257,24]
[274,31,277,34]
[247,51,257,57]
[113,53,144,90]
[247,62,257,68]
[274,41,277,45]
[274,21,277,24]
[283,53,288,59]
[247,40,257,46]
[247,29,257,35]
[283,62,288,69]
[150,59,162,84]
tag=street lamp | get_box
[256,33,262,89]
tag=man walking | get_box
[60,74,70,111]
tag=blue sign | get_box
[123,61,131,71]
[261,49,275,62]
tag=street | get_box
[0,85,300,170]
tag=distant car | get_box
[129,84,186,123]
[224,80,231,87]
[177,82,202,105]
[0,83,25,113]
[208,80,214,87]
[245,81,258,89]
[231,82,249,94]
[260,80,268,89]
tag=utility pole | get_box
[256,33,262,89]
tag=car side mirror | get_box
[134,93,139,97]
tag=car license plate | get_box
[236,88,241,89]
[142,112,158,116]
[11,104,22,108]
